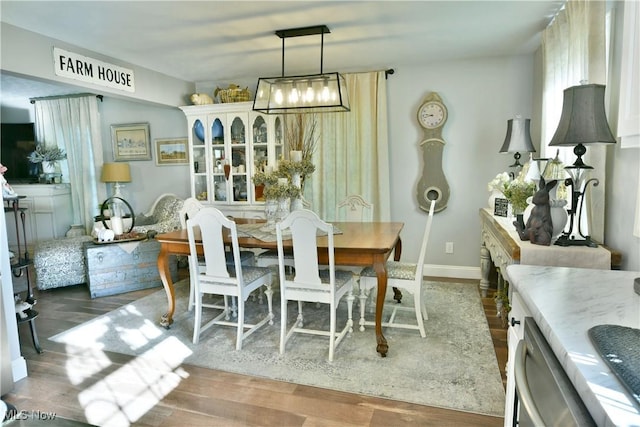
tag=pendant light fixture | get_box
[253,25,350,114]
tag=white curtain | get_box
[541,0,609,242]
[34,95,105,233]
[305,71,391,221]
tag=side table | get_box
[479,208,622,315]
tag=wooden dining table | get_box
[154,219,404,357]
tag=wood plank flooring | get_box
[4,270,507,426]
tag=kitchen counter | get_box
[506,265,640,427]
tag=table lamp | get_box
[548,83,616,247]
[100,162,131,235]
[101,162,131,198]
[499,116,536,177]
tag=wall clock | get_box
[416,92,450,213]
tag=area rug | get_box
[51,278,505,417]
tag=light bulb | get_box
[275,88,283,105]
[289,84,299,104]
[322,85,330,102]
[305,82,314,102]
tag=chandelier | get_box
[253,25,350,114]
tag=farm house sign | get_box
[53,47,135,92]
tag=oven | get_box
[514,318,596,427]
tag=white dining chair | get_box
[336,194,375,323]
[186,207,273,348]
[276,209,355,362]
[180,198,255,311]
[336,194,373,222]
[358,199,435,338]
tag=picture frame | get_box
[111,123,151,161]
[494,198,509,217]
[154,138,189,166]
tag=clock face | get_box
[418,102,447,129]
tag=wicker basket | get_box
[215,85,251,103]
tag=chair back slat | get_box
[414,199,436,282]
[187,208,234,279]
[337,194,373,222]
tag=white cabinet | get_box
[5,184,73,252]
[179,102,284,217]
[503,291,530,427]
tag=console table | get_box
[479,208,622,312]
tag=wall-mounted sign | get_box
[53,47,135,92]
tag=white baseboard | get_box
[423,264,481,280]
[12,356,27,382]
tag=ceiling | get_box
[0,1,564,103]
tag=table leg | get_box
[157,244,175,328]
[373,259,389,357]
[479,243,491,297]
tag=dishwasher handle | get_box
[514,340,546,427]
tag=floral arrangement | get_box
[277,159,316,177]
[252,170,279,186]
[487,171,536,214]
[487,172,511,193]
[503,179,536,214]
[263,182,301,200]
[27,145,67,163]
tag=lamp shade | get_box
[101,163,131,183]
[499,117,536,154]
[549,83,616,146]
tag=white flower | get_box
[487,172,511,192]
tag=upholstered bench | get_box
[34,193,185,293]
[34,235,94,290]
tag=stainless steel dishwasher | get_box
[514,318,596,427]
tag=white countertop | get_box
[506,265,640,427]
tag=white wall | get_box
[99,98,190,214]
[0,23,194,108]
[387,55,535,275]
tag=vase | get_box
[291,197,303,211]
[522,188,569,240]
[277,197,290,222]
[261,199,278,231]
[42,161,56,174]
[255,184,264,200]
[290,150,302,162]
[488,189,504,209]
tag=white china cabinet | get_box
[179,102,284,218]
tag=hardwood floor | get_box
[4,270,507,426]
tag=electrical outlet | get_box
[445,242,454,254]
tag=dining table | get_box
[154,219,404,357]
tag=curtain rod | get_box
[341,68,395,79]
[30,93,103,104]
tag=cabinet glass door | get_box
[274,116,283,161]
[192,119,208,201]
[229,116,248,204]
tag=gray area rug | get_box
[51,278,505,417]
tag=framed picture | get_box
[154,138,189,166]
[111,123,151,161]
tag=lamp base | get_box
[554,234,598,248]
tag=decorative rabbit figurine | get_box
[514,177,557,246]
